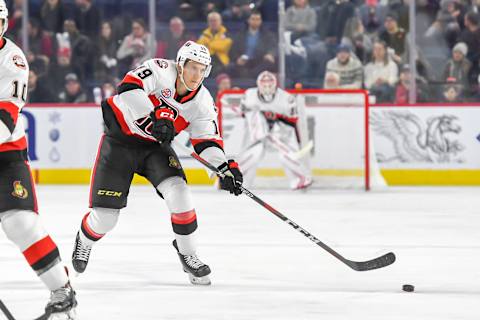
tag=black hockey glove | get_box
[150,106,175,144]
[218,160,243,196]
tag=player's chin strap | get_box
[172,140,396,272]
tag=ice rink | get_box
[1,185,479,320]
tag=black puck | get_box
[402,284,414,292]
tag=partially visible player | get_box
[238,71,312,190]
[0,1,77,318]
[71,41,243,285]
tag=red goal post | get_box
[216,88,380,190]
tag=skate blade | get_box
[48,307,77,320]
[188,273,211,286]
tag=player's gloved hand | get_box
[150,106,175,144]
[218,160,243,196]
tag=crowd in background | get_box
[6,0,480,104]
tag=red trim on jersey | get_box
[25,161,39,213]
[149,94,160,106]
[0,101,20,125]
[121,74,144,88]
[277,114,298,125]
[82,212,104,240]
[23,235,57,266]
[174,115,190,133]
[179,88,199,103]
[0,136,27,152]
[190,138,224,149]
[0,38,5,50]
[171,210,197,225]
[89,134,105,207]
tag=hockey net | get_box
[217,89,386,190]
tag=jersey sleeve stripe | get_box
[118,82,143,94]
[0,101,20,132]
[120,74,144,89]
[191,139,224,154]
[0,136,27,152]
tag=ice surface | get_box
[1,186,479,319]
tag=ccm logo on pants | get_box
[97,190,122,197]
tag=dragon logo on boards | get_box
[168,156,182,169]
[11,181,28,199]
[371,111,464,163]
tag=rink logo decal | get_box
[12,55,26,69]
[162,88,172,98]
[11,181,28,199]
[371,111,464,163]
[97,190,122,197]
[169,156,182,169]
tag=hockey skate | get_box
[72,232,92,274]
[172,240,211,285]
[45,282,77,320]
[293,176,313,191]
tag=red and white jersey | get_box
[107,58,226,167]
[241,88,298,125]
[0,38,29,158]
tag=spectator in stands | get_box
[394,64,429,104]
[379,12,407,64]
[323,71,341,89]
[425,0,461,47]
[96,21,120,82]
[48,47,75,94]
[40,0,66,35]
[317,0,356,46]
[197,12,233,77]
[28,18,53,59]
[228,10,276,78]
[441,83,464,102]
[58,73,88,103]
[28,69,57,103]
[222,0,252,22]
[459,11,480,79]
[73,0,101,40]
[284,0,317,42]
[63,19,94,83]
[324,43,363,89]
[443,42,471,86]
[7,0,24,42]
[117,18,156,73]
[358,0,387,35]
[342,16,373,64]
[158,16,195,60]
[364,40,398,103]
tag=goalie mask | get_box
[0,0,8,38]
[257,71,277,102]
[176,40,212,91]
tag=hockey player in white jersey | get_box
[71,41,243,285]
[0,2,77,319]
[238,71,312,190]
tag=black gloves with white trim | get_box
[218,160,243,196]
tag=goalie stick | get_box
[174,141,396,272]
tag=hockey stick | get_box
[0,300,15,320]
[175,142,396,271]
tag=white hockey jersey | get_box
[106,58,226,167]
[0,37,29,160]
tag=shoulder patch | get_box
[155,59,169,69]
[12,55,26,70]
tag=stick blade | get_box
[347,252,396,271]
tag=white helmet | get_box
[256,71,277,102]
[176,40,212,91]
[0,0,8,38]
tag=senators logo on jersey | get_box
[11,181,28,199]
[12,55,26,70]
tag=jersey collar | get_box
[0,38,6,51]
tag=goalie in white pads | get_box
[0,2,77,318]
[238,71,312,190]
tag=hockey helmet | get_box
[176,41,212,91]
[257,71,277,102]
[0,0,8,38]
